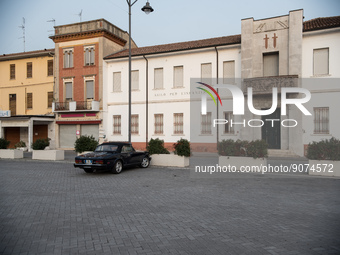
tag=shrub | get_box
[146,138,170,155]
[14,140,26,148]
[173,138,191,157]
[32,138,50,150]
[307,137,340,161]
[74,135,99,153]
[0,138,10,149]
[218,139,268,158]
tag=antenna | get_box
[47,18,56,35]
[18,17,25,52]
[78,9,83,22]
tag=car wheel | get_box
[112,160,123,174]
[140,157,150,168]
[84,168,94,173]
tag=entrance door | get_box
[262,108,281,149]
[9,94,16,116]
[5,127,20,148]
[33,125,48,143]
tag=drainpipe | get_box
[215,46,219,148]
[143,55,149,149]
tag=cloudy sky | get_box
[0,0,339,55]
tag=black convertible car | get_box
[74,142,151,174]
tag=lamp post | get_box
[127,0,154,143]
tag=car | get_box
[74,142,151,174]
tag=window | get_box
[154,114,164,134]
[65,82,73,101]
[10,64,15,79]
[27,93,33,109]
[173,66,184,88]
[224,112,234,134]
[154,68,163,89]
[313,48,329,76]
[113,115,121,134]
[113,72,121,92]
[47,60,53,76]
[201,112,212,134]
[27,62,32,78]
[223,61,235,84]
[314,107,329,134]
[48,92,53,108]
[201,63,212,83]
[63,49,74,68]
[263,52,279,77]
[122,145,134,153]
[131,114,139,135]
[86,80,94,100]
[84,46,95,66]
[174,113,184,134]
[132,70,139,91]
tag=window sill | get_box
[172,133,184,136]
[310,74,331,78]
[199,134,213,136]
[112,91,122,93]
[172,86,185,89]
[311,133,331,136]
[221,133,237,136]
[153,88,165,90]
[153,134,165,136]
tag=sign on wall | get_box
[0,110,11,117]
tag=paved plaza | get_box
[0,158,340,255]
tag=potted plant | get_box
[218,139,268,171]
[14,140,27,151]
[0,138,24,159]
[74,135,99,155]
[307,137,340,177]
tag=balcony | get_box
[242,75,298,95]
[52,100,99,112]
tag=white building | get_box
[103,10,340,156]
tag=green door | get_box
[262,108,281,149]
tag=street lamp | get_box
[127,0,154,143]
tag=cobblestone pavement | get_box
[0,159,340,255]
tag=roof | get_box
[104,34,241,59]
[102,142,131,146]
[0,48,54,61]
[303,15,340,32]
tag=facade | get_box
[103,10,340,156]
[0,49,55,150]
[50,19,135,149]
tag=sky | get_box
[0,0,339,55]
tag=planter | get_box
[308,160,340,177]
[151,154,189,167]
[32,150,65,161]
[219,156,267,172]
[0,149,24,159]
[16,147,28,152]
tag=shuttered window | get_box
[47,60,53,76]
[223,61,235,84]
[313,48,329,76]
[48,92,53,108]
[201,112,212,134]
[84,46,95,66]
[63,49,73,68]
[314,107,329,134]
[263,53,279,77]
[27,93,33,109]
[154,68,163,89]
[173,66,184,88]
[201,63,212,84]
[113,115,121,134]
[27,62,32,78]
[65,82,73,101]
[154,114,164,134]
[86,80,94,99]
[174,113,184,134]
[10,64,15,79]
[131,114,139,134]
[132,70,139,91]
[113,72,121,92]
[224,111,234,134]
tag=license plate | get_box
[85,160,92,164]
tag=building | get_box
[50,19,136,149]
[103,10,340,156]
[0,49,55,150]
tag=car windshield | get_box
[95,145,118,152]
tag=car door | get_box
[120,145,134,165]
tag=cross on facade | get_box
[272,33,278,48]
[264,34,269,49]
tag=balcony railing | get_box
[52,100,99,112]
[242,75,299,95]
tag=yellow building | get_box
[0,49,55,150]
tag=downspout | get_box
[215,46,219,148]
[143,55,149,149]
